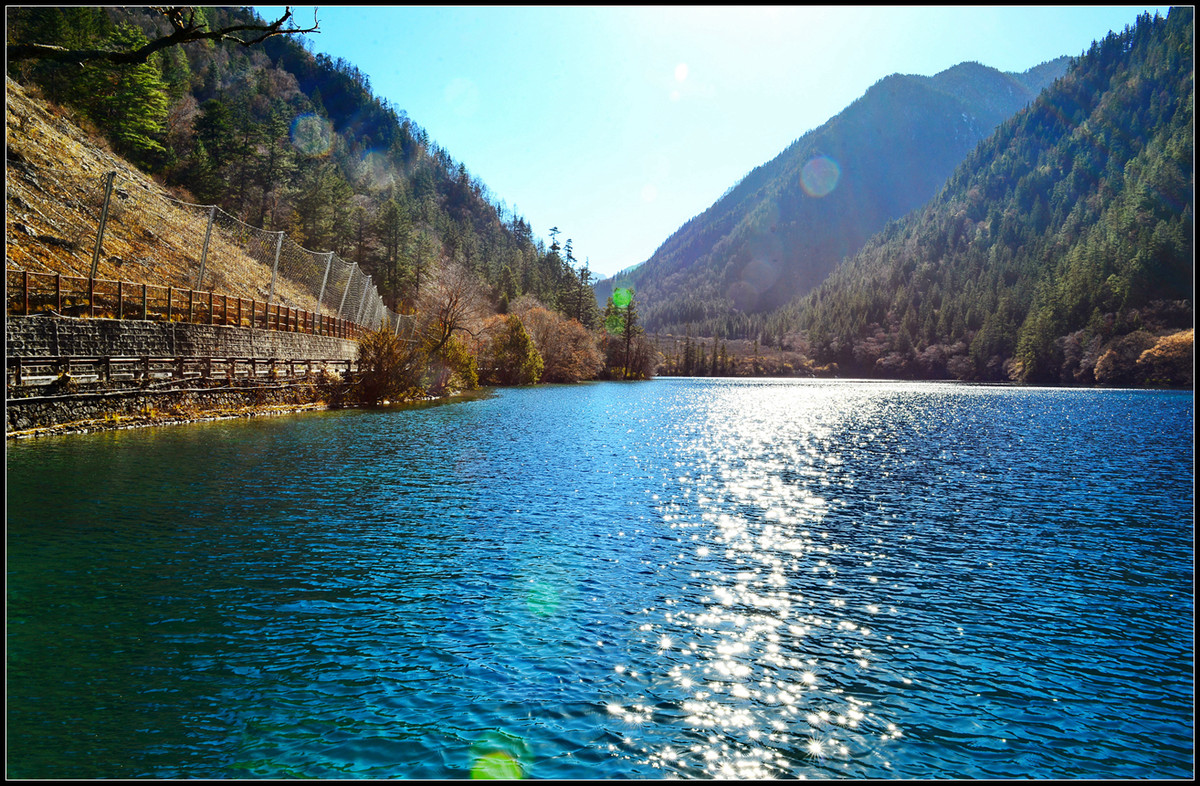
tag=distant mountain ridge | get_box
[774,8,1193,386]
[599,57,1070,337]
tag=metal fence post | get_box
[353,274,372,325]
[316,251,334,307]
[267,231,284,304]
[89,171,116,280]
[335,264,354,319]
[196,204,216,290]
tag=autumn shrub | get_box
[512,301,603,383]
[479,313,543,386]
[1134,329,1193,387]
[354,327,426,404]
[426,335,478,395]
[1094,330,1158,386]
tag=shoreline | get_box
[5,387,493,441]
[5,400,336,440]
[8,376,1187,441]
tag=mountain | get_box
[772,8,1192,386]
[597,58,1069,338]
[5,6,598,326]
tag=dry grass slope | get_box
[5,77,323,313]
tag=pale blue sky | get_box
[255,5,1170,278]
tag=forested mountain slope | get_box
[597,57,1068,338]
[6,6,598,326]
[772,8,1193,386]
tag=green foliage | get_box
[428,335,479,394]
[601,57,1070,337]
[601,289,656,380]
[779,8,1193,385]
[482,314,543,386]
[353,327,425,404]
[68,23,171,169]
[6,6,594,325]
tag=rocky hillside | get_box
[7,76,327,311]
[598,58,1070,339]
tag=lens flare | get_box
[471,751,521,779]
[359,149,392,187]
[800,155,840,197]
[469,731,531,779]
[290,113,333,157]
[525,578,561,617]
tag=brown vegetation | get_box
[6,77,326,312]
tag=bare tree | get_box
[417,261,490,355]
[7,7,320,65]
[512,296,603,383]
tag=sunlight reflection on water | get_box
[592,380,1192,779]
[5,379,1193,780]
[622,382,903,777]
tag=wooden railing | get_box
[6,270,368,339]
[8,354,357,388]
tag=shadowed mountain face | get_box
[600,58,1069,336]
[780,8,1193,386]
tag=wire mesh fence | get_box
[6,161,412,338]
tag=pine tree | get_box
[83,23,170,169]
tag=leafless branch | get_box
[7,6,320,65]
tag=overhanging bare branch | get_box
[7,6,320,66]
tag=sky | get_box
[255,5,1170,279]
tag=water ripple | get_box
[6,380,1193,779]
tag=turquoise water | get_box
[6,379,1194,779]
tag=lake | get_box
[6,378,1194,779]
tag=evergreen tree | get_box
[83,23,170,169]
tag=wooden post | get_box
[188,289,194,323]
[23,271,29,315]
[14,357,23,386]
[166,287,173,322]
[142,283,148,321]
[88,277,95,318]
[195,205,216,290]
[90,171,115,280]
[117,280,123,319]
[237,297,242,327]
[223,294,229,326]
[55,273,61,313]
[208,291,214,325]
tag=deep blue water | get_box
[6,379,1194,779]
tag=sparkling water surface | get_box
[6,379,1194,779]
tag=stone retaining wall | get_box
[6,316,360,436]
[5,315,359,360]
[6,380,339,436]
